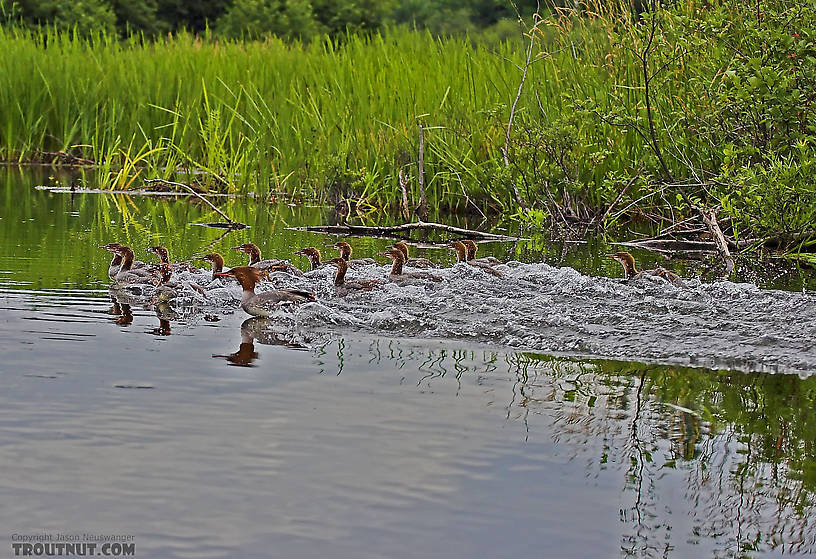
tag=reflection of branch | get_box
[630,371,647,526]
[144,178,247,228]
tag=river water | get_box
[1,169,814,558]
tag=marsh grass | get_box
[0,21,649,211]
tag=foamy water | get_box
[133,261,816,375]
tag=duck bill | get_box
[213,272,231,277]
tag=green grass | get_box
[0,22,649,211]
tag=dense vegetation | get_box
[1,0,814,248]
[0,0,540,39]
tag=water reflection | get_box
[333,342,816,555]
[213,318,307,367]
[112,301,133,326]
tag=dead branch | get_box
[398,169,411,220]
[501,8,541,212]
[144,178,247,229]
[287,221,519,240]
[598,169,643,226]
[701,208,735,275]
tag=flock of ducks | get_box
[100,239,685,318]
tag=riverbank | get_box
[1,1,814,254]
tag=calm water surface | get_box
[1,169,814,558]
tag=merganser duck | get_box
[327,257,383,291]
[447,240,503,278]
[294,247,323,271]
[232,242,304,276]
[380,249,442,282]
[100,243,125,279]
[100,242,150,279]
[606,251,686,288]
[147,245,195,273]
[330,241,377,267]
[392,241,437,268]
[195,253,227,280]
[214,266,315,317]
[112,245,160,285]
[462,240,501,266]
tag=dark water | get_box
[1,168,815,558]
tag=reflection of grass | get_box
[509,351,816,553]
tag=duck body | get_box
[147,245,194,274]
[606,251,686,288]
[331,241,377,268]
[215,266,315,317]
[381,249,442,283]
[294,247,324,271]
[100,242,150,279]
[194,253,230,281]
[462,240,501,266]
[392,241,437,269]
[112,246,160,286]
[448,241,503,278]
[233,243,304,276]
[327,257,383,293]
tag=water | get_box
[1,169,815,558]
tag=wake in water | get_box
[114,260,816,375]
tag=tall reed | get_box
[0,22,646,212]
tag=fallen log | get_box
[287,221,519,240]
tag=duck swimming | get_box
[195,253,227,280]
[147,245,195,274]
[327,257,383,292]
[447,240,503,278]
[111,245,160,285]
[330,241,377,268]
[214,266,315,317]
[100,242,149,279]
[380,249,442,282]
[294,247,323,271]
[462,240,501,266]
[606,251,686,288]
[233,242,304,276]
[392,241,437,268]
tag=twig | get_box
[501,6,541,212]
[598,169,642,226]
[398,169,411,220]
[143,178,247,229]
[417,125,427,220]
[288,221,519,240]
[700,208,735,275]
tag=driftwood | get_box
[398,169,410,220]
[287,221,519,240]
[700,208,735,275]
[144,179,248,229]
[616,239,719,253]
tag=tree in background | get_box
[311,0,396,36]
[1,0,540,38]
[6,0,117,34]
[217,0,318,40]
[109,0,165,36]
[154,0,232,33]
